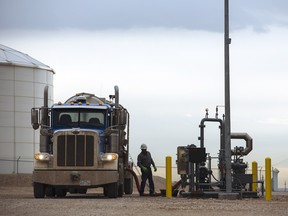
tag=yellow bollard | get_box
[166,156,172,198]
[252,161,258,192]
[265,157,272,201]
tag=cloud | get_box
[1,0,288,32]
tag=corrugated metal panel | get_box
[0,44,54,174]
[0,44,54,72]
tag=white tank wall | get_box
[0,65,53,173]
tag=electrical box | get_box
[187,147,206,163]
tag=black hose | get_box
[125,168,140,193]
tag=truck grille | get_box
[57,135,94,167]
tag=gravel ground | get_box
[1,186,288,216]
[1,174,287,216]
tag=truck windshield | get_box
[53,108,106,129]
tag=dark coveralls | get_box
[137,150,155,195]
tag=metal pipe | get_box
[41,86,49,126]
[40,86,49,153]
[16,156,21,174]
[199,118,226,182]
[199,118,224,149]
[224,0,232,193]
[114,85,119,108]
[126,111,130,156]
[231,132,253,155]
[113,86,121,155]
[208,155,212,183]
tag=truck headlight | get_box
[100,153,118,161]
[34,153,51,161]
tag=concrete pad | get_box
[218,192,239,200]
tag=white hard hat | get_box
[140,143,147,150]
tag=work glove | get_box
[141,166,148,173]
[153,166,157,172]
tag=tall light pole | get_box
[224,0,232,193]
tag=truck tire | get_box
[69,188,78,194]
[45,186,55,197]
[103,186,108,196]
[124,178,133,194]
[34,182,45,198]
[55,188,67,198]
[78,188,87,194]
[118,184,124,197]
[107,182,118,198]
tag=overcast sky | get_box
[1,0,288,31]
[1,0,288,186]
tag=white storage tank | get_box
[0,44,54,173]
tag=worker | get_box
[137,143,157,196]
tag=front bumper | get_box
[33,170,119,187]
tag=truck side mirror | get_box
[31,108,39,130]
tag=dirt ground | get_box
[1,174,288,216]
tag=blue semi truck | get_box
[31,86,133,198]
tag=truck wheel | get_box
[103,186,108,196]
[45,186,55,197]
[55,188,67,198]
[124,178,133,194]
[107,182,118,198]
[78,188,87,194]
[69,188,78,194]
[118,184,124,197]
[34,182,45,198]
